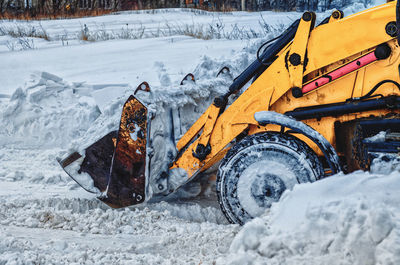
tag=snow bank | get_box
[219,163,400,265]
[0,72,102,148]
[0,54,234,150]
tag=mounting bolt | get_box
[292,87,303,98]
[374,43,392,60]
[289,53,301,66]
[332,10,343,19]
[213,96,226,108]
[302,12,312,22]
[193,143,211,161]
[385,21,397,37]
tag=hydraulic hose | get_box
[227,19,300,96]
[359,80,400,100]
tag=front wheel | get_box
[216,132,324,225]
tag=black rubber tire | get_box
[216,132,324,225]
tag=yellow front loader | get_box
[60,1,400,224]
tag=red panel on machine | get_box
[302,52,378,94]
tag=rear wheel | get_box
[216,132,324,225]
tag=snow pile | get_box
[0,72,102,148]
[370,154,400,175]
[0,54,234,149]
[342,0,386,16]
[219,165,400,265]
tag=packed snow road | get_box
[0,182,236,264]
[1,4,400,265]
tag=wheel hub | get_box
[236,160,296,218]
[250,173,286,208]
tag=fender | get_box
[254,111,342,175]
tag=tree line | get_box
[0,0,360,18]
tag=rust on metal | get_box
[60,152,82,168]
[216,66,231,77]
[100,95,148,208]
[134,81,151,95]
[180,73,195,85]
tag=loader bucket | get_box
[59,95,148,208]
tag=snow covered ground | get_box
[1,2,399,264]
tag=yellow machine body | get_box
[172,1,400,178]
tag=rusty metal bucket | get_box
[59,95,149,208]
